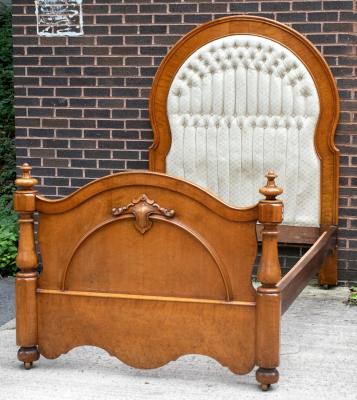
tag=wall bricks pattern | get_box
[11,0,357,283]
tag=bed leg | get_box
[255,288,281,391]
[18,346,40,370]
[255,172,283,391]
[256,368,279,391]
[14,164,40,369]
[318,246,338,287]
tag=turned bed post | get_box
[255,171,283,391]
[14,163,40,369]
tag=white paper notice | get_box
[35,0,84,37]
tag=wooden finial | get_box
[15,163,38,189]
[259,170,283,201]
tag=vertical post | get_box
[255,171,283,391]
[14,163,40,369]
[318,246,338,287]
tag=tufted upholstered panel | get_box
[166,35,320,227]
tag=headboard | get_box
[149,16,339,234]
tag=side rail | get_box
[277,226,337,315]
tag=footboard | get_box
[15,164,264,375]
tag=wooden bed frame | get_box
[15,16,339,391]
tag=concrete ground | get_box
[0,277,15,326]
[0,285,356,400]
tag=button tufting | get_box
[255,62,262,72]
[174,87,182,97]
[167,34,320,208]
[301,86,312,97]
[277,69,285,79]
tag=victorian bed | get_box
[14,16,339,391]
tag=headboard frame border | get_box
[149,15,340,228]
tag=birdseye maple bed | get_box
[14,16,339,391]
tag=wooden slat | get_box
[277,226,337,315]
[36,288,256,307]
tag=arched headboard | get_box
[149,16,339,232]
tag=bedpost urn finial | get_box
[15,163,38,190]
[259,170,283,201]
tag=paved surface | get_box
[0,277,15,326]
[0,286,356,400]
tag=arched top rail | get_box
[36,171,258,222]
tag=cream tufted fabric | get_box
[167,35,320,227]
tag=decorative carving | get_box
[112,194,175,234]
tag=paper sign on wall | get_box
[35,0,83,37]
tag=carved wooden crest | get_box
[112,194,175,234]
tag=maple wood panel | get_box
[33,170,260,377]
[37,291,256,375]
[37,171,258,303]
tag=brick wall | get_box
[11,0,357,283]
